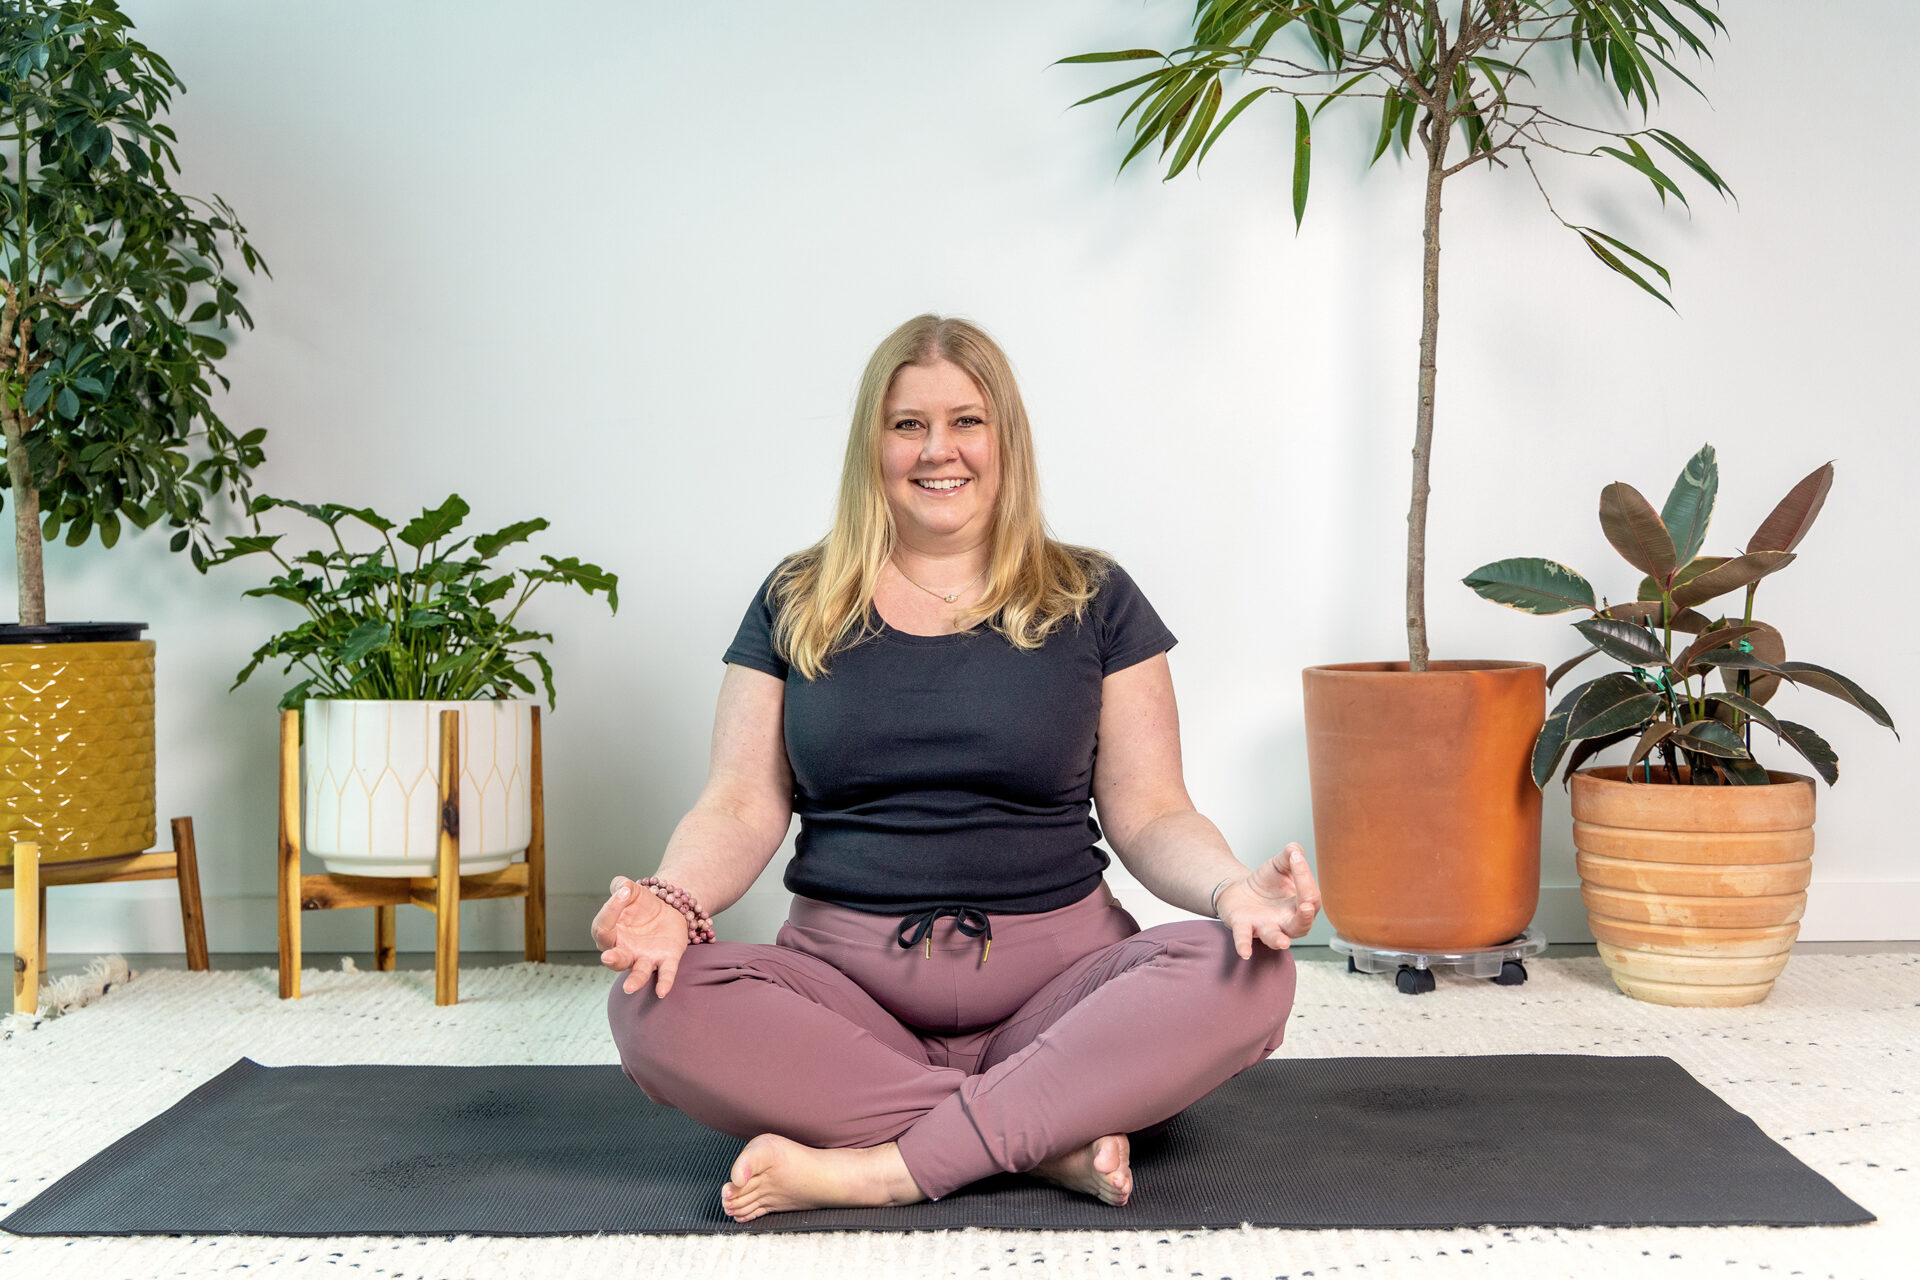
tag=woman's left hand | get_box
[1215,843,1321,959]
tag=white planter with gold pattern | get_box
[303,699,533,877]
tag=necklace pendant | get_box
[943,593,957,602]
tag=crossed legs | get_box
[607,920,1297,1219]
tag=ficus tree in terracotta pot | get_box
[1,0,267,872]
[1464,445,1898,1004]
[1063,1,1733,951]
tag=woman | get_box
[596,315,1319,1224]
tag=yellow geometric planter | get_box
[0,640,157,866]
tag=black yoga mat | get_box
[3,1054,1871,1236]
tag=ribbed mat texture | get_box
[2,1052,1870,1236]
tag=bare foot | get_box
[720,1134,927,1224]
[1031,1134,1132,1206]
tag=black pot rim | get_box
[0,621,149,644]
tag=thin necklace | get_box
[892,556,986,604]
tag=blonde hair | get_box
[768,314,1111,680]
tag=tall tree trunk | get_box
[1406,115,1450,673]
[2,407,45,626]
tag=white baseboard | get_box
[6,882,1918,955]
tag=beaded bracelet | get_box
[638,876,716,944]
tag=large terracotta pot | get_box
[0,623,155,866]
[1572,765,1814,1007]
[1302,660,1544,950]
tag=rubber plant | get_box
[1063,1,1731,670]
[1463,445,1898,785]
[1,0,267,626]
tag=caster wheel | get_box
[1493,959,1528,986]
[1347,956,1360,974]
[1395,965,1436,995]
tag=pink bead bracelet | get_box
[638,876,716,944]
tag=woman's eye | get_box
[892,419,923,431]
[956,416,984,428]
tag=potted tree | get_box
[1464,445,1897,1004]
[2,5,266,880]
[1063,2,1732,949]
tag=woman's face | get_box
[879,359,1000,550]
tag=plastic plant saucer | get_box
[1330,927,1549,993]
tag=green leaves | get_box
[398,494,472,550]
[1291,99,1311,230]
[1461,557,1596,615]
[1469,441,1887,789]
[1,0,270,605]
[214,494,619,709]
[1660,444,1717,565]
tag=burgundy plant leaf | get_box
[1748,462,1834,554]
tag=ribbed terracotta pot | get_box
[1572,765,1815,1007]
[1302,660,1545,950]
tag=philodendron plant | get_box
[1463,445,1896,787]
[212,494,618,711]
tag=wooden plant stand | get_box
[277,706,547,1007]
[5,818,210,1015]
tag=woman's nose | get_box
[920,425,959,461]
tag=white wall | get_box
[6,1,1915,955]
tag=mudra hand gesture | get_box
[592,876,692,996]
[1214,843,1322,959]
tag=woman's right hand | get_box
[591,876,693,997]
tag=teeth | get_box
[916,478,968,490]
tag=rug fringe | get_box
[0,954,134,1038]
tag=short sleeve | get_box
[1096,563,1177,676]
[721,568,790,681]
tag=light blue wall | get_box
[7,1,1915,953]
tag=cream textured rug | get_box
[2,954,1913,1280]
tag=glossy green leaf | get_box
[1564,726,1642,781]
[1164,79,1222,179]
[1055,49,1165,65]
[1532,711,1572,789]
[1599,482,1677,582]
[1578,229,1674,308]
[1660,444,1717,565]
[1673,719,1746,758]
[1462,557,1597,614]
[1567,672,1662,740]
[1748,462,1833,554]
[1573,616,1668,667]
[1719,756,1773,786]
[1291,99,1311,230]
[1705,690,1781,735]
[1775,662,1898,734]
[1771,720,1838,785]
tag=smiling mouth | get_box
[913,478,970,493]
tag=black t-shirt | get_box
[721,557,1178,915]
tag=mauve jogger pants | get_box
[605,879,1298,1201]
